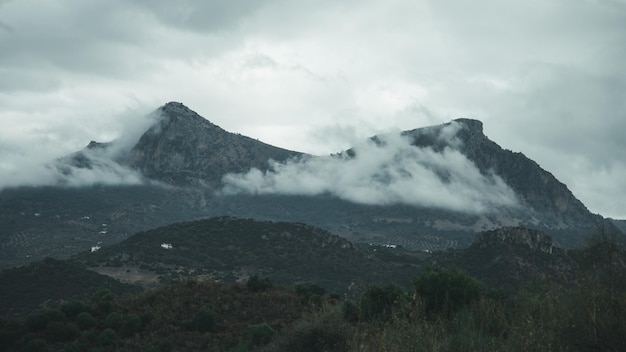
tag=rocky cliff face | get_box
[405,119,603,233]
[120,102,301,186]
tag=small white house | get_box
[161,243,173,249]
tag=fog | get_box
[222,123,519,214]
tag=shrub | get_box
[295,283,326,305]
[413,266,484,318]
[192,306,216,332]
[268,313,351,352]
[22,338,49,352]
[25,309,66,332]
[98,328,117,346]
[360,283,407,322]
[59,300,90,319]
[341,300,360,323]
[103,312,124,331]
[44,321,80,342]
[247,275,273,292]
[91,289,115,315]
[242,323,275,347]
[147,339,174,352]
[76,312,96,330]
[122,313,142,337]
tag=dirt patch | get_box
[90,266,161,288]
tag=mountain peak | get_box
[453,118,483,134]
[156,101,217,129]
[121,102,300,186]
[161,101,194,116]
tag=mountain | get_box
[405,119,598,231]
[0,102,618,268]
[611,219,626,234]
[120,102,301,187]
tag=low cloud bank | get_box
[0,108,159,190]
[52,145,145,187]
[221,123,519,214]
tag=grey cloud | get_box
[0,20,12,33]
[0,107,158,190]
[52,147,144,188]
[221,123,520,214]
[129,0,268,33]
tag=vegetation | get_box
[0,243,624,351]
[1,224,624,351]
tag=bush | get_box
[247,275,273,292]
[242,323,275,347]
[413,266,484,318]
[122,313,142,337]
[44,321,80,342]
[103,312,124,331]
[295,283,326,305]
[60,300,89,319]
[360,283,407,321]
[98,328,117,346]
[76,312,96,330]
[341,300,360,323]
[147,339,174,352]
[192,306,216,332]
[91,289,115,315]
[268,313,351,352]
[25,309,66,332]
[22,338,49,352]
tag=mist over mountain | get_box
[0,102,617,268]
[221,121,519,214]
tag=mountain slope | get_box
[0,258,141,316]
[71,217,419,293]
[406,119,598,230]
[121,102,302,186]
[430,226,575,288]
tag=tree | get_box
[360,283,407,321]
[413,266,484,318]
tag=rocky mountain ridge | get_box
[120,102,301,187]
[0,102,619,268]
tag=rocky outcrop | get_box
[404,118,607,244]
[472,227,554,254]
[431,227,576,288]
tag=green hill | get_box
[71,217,421,294]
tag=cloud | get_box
[0,106,158,189]
[221,123,519,214]
[0,0,624,217]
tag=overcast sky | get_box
[1,0,625,218]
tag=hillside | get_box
[71,217,420,294]
[121,102,301,187]
[0,258,141,316]
[430,227,576,289]
[1,224,625,351]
